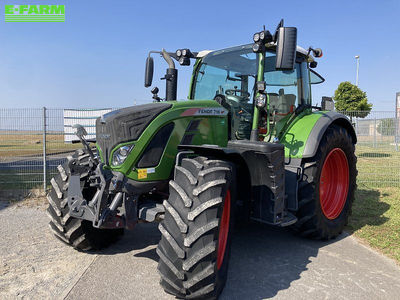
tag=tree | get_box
[333,81,372,118]
[377,118,396,136]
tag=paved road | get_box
[1,203,400,299]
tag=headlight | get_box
[111,144,134,166]
[253,32,260,42]
[252,43,260,52]
[259,31,265,41]
[256,94,267,108]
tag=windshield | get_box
[192,44,257,101]
[192,44,307,105]
[191,44,310,140]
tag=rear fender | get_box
[281,111,356,159]
[280,111,356,212]
[302,112,356,158]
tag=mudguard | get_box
[179,141,286,225]
[281,111,356,159]
[302,111,356,158]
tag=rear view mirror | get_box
[275,27,297,70]
[144,56,154,87]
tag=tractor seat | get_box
[268,93,280,112]
[268,90,296,116]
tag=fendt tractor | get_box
[46,21,357,299]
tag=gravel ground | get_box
[1,200,400,300]
[0,201,96,300]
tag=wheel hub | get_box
[319,148,349,220]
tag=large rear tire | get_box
[293,125,357,239]
[47,149,124,250]
[157,157,235,299]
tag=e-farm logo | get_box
[5,5,65,22]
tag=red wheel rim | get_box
[217,190,231,270]
[319,148,349,220]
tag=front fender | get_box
[281,111,356,159]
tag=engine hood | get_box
[96,103,172,164]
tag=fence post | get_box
[43,107,47,192]
[396,113,399,152]
[355,117,359,135]
[373,117,377,148]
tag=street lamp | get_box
[355,55,360,86]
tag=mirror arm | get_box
[148,50,161,58]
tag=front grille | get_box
[96,103,172,164]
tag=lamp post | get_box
[355,55,360,86]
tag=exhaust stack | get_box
[161,49,177,101]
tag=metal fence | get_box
[0,107,116,197]
[0,108,399,198]
[340,111,400,188]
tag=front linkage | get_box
[67,146,147,230]
[68,161,128,228]
[66,125,141,231]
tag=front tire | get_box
[46,149,124,250]
[293,125,357,239]
[157,156,235,299]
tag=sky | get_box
[0,0,399,111]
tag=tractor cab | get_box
[189,44,324,140]
[145,25,325,143]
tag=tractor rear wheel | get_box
[293,125,357,239]
[157,156,235,299]
[47,149,124,250]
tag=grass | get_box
[347,187,400,263]
[345,144,400,263]
[0,169,43,190]
[356,144,400,187]
[0,132,77,157]
[0,132,79,190]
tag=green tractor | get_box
[47,21,357,299]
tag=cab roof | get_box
[196,44,311,61]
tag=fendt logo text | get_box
[5,5,65,22]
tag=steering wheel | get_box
[214,94,231,111]
[225,89,250,98]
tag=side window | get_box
[310,69,325,84]
[264,53,300,115]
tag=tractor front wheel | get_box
[293,125,357,239]
[157,156,235,299]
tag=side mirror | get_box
[275,27,297,70]
[144,56,154,87]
